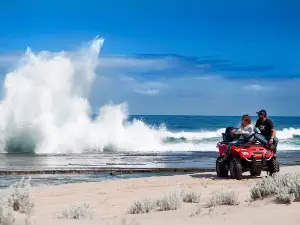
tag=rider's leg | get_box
[273,136,279,152]
[223,139,240,160]
[268,136,279,154]
[224,143,233,159]
[254,133,278,153]
[253,133,268,145]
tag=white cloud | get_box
[246,84,263,90]
[0,51,299,116]
[120,75,135,81]
[243,84,273,91]
[98,55,175,72]
[0,52,175,74]
[117,75,167,96]
[134,89,159,95]
[133,80,168,95]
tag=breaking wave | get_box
[0,37,299,153]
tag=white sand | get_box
[2,166,300,225]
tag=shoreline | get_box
[0,163,298,175]
[0,168,215,175]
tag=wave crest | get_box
[0,37,298,153]
[276,128,300,140]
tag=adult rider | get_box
[254,109,279,154]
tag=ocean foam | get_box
[0,37,299,153]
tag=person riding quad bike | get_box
[216,112,280,180]
[223,114,254,161]
[254,109,279,154]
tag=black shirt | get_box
[255,118,274,138]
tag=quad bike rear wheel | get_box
[216,156,228,177]
[268,158,280,176]
[229,157,243,180]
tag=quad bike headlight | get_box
[241,151,250,155]
[265,151,272,155]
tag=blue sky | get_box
[0,0,300,116]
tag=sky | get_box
[0,0,300,116]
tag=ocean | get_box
[1,115,300,188]
[0,38,299,188]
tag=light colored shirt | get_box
[238,124,254,134]
[238,124,254,141]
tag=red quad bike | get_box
[216,127,280,180]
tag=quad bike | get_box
[216,127,280,180]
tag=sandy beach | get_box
[1,165,299,225]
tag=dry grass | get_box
[127,198,155,214]
[127,190,183,214]
[207,189,239,207]
[250,173,300,204]
[182,191,201,203]
[7,177,34,215]
[55,202,94,220]
[0,177,35,225]
[127,189,200,214]
[156,190,183,211]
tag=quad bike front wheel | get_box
[229,157,243,180]
[250,170,261,176]
[216,156,228,177]
[268,158,280,176]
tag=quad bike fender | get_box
[217,143,228,156]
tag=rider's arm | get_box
[239,124,253,134]
[271,129,276,140]
[248,124,254,134]
[237,125,245,134]
[269,120,276,139]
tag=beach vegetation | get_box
[127,189,200,214]
[207,189,239,207]
[7,177,34,215]
[250,173,300,204]
[1,195,31,225]
[156,190,183,211]
[55,202,94,220]
[127,198,155,214]
[182,191,201,203]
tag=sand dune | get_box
[1,165,300,225]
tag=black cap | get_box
[256,109,267,116]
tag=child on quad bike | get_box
[223,114,254,160]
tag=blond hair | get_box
[242,114,251,125]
